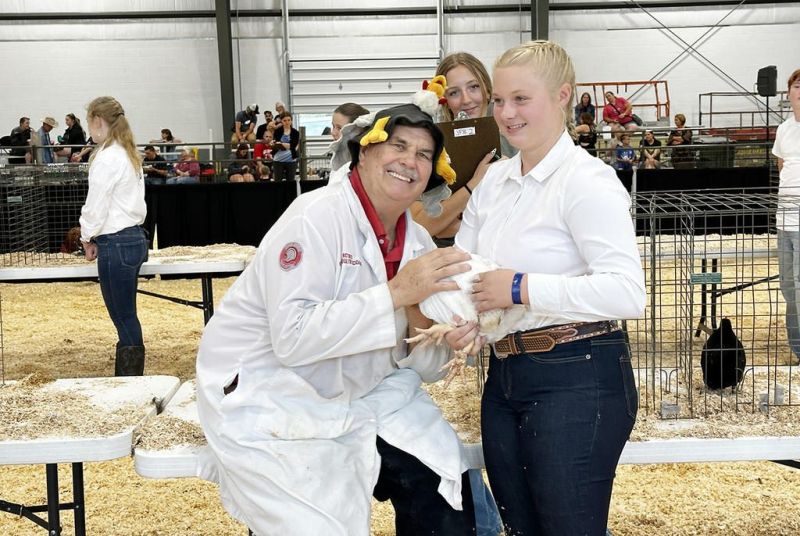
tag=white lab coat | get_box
[196,177,467,535]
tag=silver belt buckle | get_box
[491,343,509,360]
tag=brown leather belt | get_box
[493,321,620,359]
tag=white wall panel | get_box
[0,4,797,144]
[0,39,224,145]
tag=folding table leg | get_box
[201,275,214,324]
[45,463,61,536]
[72,463,86,536]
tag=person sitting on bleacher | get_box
[167,148,200,184]
[254,130,275,180]
[8,116,32,164]
[231,104,259,147]
[256,110,274,141]
[150,128,183,162]
[143,145,170,185]
[603,91,638,132]
[668,113,694,169]
[575,112,598,156]
[55,113,87,160]
[615,132,637,170]
[227,143,257,183]
[574,92,596,124]
[640,129,662,169]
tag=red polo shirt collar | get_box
[349,168,407,280]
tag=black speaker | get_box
[757,65,777,97]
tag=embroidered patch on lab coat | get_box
[279,242,303,271]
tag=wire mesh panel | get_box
[629,191,800,419]
[0,164,89,266]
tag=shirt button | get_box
[379,239,385,244]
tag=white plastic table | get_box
[0,375,181,536]
[0,258,246,324]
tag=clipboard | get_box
[438,116,501,191]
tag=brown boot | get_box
[115,345,145,376]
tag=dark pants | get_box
[373,437,476,535]
[272,161,297,181]
[94,225,148,347]
[482,330,636,536]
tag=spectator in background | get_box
[639,129,662,169]
[36,116,59,164]
[72,137,96,163]
[167,148,200,184]
[773,68,800,363]
[574,92,595,124]
[603,91,637,132]
[576,111,598,156]
[228,143,257,182]
[143,145,170,185]
[668,113,694,169]
[55,113,87,159]
[256,110,274,141]
[273,101,288,128]
[254,130,275,180]
[8,116,32,164]
[231,104,259,146]
[615,133,637,170]
[331,102,370,141]
[150,128,183,162]
[272,112,299,181]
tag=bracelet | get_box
[511,272,525,305]
[464,184,472,195]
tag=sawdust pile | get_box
[0,376,142,441]
[0,243,256,268]
[136,415,205,451]
[3,276,800,534]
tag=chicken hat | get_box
[347,76,456,194]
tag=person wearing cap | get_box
[230,104,259,146]
[196,98,478,535]
[36,116,58,164]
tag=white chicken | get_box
[406,254,527,385]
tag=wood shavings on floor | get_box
[2,276,800,534]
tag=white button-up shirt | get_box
[79,142,146,242]
[456,131,645,330]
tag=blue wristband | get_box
[511,272,525,305]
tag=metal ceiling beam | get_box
[0,2,788,22]
[215,0,236,150]
[531,0,549,40]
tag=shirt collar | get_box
[504,130,575,184]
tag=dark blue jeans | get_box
[373,437,476,535]
[94,225,148,347]
[482,330,636,536]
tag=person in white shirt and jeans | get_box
[774,68,800,363]
[444,40,646,535]
[79,96,148,376]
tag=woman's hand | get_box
[443,315,484,355]
[388,247,471,309]
[83,242,97,261]
[467,149,498,190]
[471,268,528,312]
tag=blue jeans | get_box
[482,330,636,536]
[373,437,476,535]
[469,469,503,536]
[779,230,800,358]
[166,176,198,184]
[94,226,148,347]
